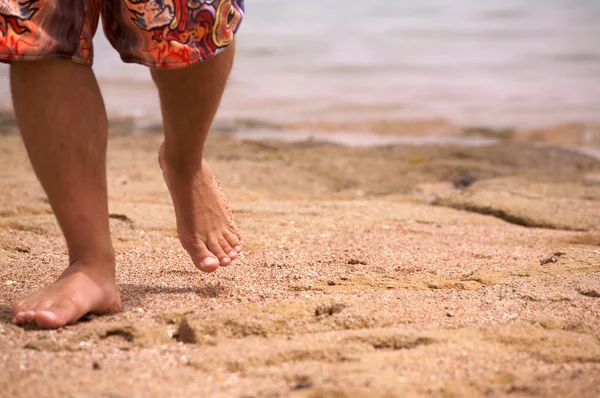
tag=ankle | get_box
[160,142,205,175]
[68,247,115,267]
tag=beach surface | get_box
[0,128,599,397]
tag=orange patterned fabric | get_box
[0,0,244,68]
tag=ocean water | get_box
[0,0,599,129]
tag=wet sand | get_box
[0,129,599,397]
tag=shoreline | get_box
[2,108,599,154]
[2,107,599,165]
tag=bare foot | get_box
[12,258,121,329]
[159,146,242,273]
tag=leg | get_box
[152,43,242,273]
[10,60,121,328]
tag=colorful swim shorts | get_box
[0,0,244,68]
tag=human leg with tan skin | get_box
[5,0,244,328]
[153,42,243,273]
[10,43,241,327]
[10,60,121,328]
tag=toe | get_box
[36,296,89,329]
[224,230,242,253]
[34,310,65,329]
[219,238,237,261]
[11,300,25,316]
[220,257,232,267]
[35,300,78,328]
[200,256,220,272]
[183,237,220,273]
[14,310,35,325]
[207,239,231,267]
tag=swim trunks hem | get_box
[0,54,91,66]
[120,46,230,70]
[0,44,230,69]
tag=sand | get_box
[0,129,599,398]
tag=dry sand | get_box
[0,129,599,398]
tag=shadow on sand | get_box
[119,282,227,308]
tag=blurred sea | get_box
[0,0,599,129]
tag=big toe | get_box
[199,256,220,272]
[184,238,221,273]
[34,301,78,329]
[34,310,66,329]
